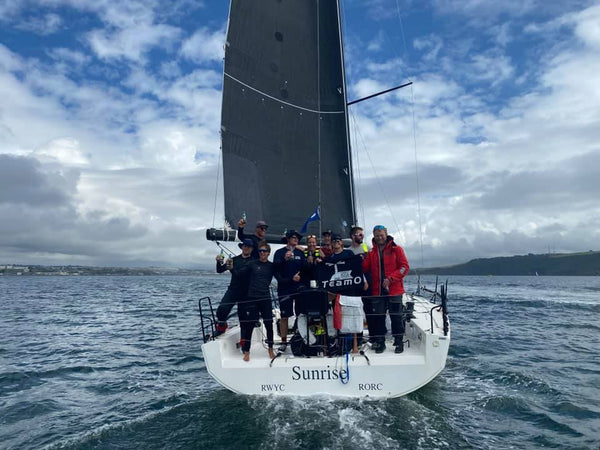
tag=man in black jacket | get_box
[238,241,276,361]
[237,219,268,259]
[273,230,306,352]
[214,239,254,336]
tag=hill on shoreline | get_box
[3,250,599,277]
[415,250,600,276]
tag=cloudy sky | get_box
[1,0,599,269]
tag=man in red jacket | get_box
[362,225,410,353]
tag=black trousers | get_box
[362,296,405,344]
[216,288,242,325]
[238,297,274,352]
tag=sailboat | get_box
[201,1,450,398]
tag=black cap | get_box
[285,230,302,240]
[238,238,255,249]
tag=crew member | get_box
[214,239,254,336]
[301,234,322,285]
[349,226,369,258]
[324,233,367,354]
[237,218,268,258]
[273,230,306,352]
[320,230,333,257]
[362,225,410,354]
[238,241,276,361]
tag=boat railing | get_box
[415,274,448,304]
[428,282,449,336]
[198,296,217,343]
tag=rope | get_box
[340,336,352,384]
[215,241,236,258]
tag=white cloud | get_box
[571,4,600,49]
[413,35,443,61]
[87,22,181,62]
[0,43,22,72]
[46,47,90,66]
[179,27,225,63]
[367,30,385,52]
[348,3,600,267]
[467,50,514,85]
[15,12,62,35]
[33,137,90,166]
[1,2,599,268]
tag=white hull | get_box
[202,294,450,398]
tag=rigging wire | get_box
[215,241,236,258]
[395,0,410,67]
[349,107,401,236]
[410,85,425,268]
[340,0,364,228]
[349,111,366,227]
[317,0,322,238]
[392,1,426,267]
[212,143,222,228]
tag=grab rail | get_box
[428,280,449,336]
[198,296,217,343]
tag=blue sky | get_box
[1,0,599,268]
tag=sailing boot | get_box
[214,321,228,337]
[394,335,404,354]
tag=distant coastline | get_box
[0,264,209,277]
[414,250,600,276]
[2,250,599,276]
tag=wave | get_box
[0,365,107,395]
[479,395,582,437]
[460,296,600,313]
[2,399,64,426]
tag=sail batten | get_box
[220,0,355,241]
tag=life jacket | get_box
[304,249,320,258]
[362,236,409,296]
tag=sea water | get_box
[1,275,599,449]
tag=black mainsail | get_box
[209,0,355,243]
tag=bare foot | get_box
[243,352,250,362]
[268,348,275,359]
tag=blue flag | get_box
[300,206,320,233]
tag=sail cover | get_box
[220,0,355,241]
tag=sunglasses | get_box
[373,225,386,231]
[257,226,268,231]
[306,235,317,239]
[258,249,270,253]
